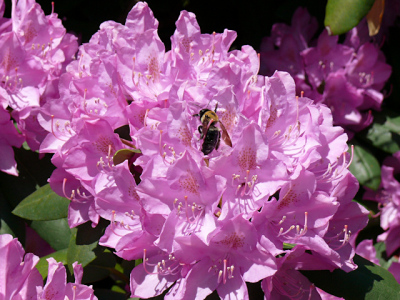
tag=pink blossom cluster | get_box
[259,8,392,139]
[364,152,400,262]
[0,0,77,175]
[0,233,97,300]
[38,2,369,299]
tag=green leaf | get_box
[283,243,296,250]
[302,255,400,299]
[67,219,109,273]
[12,184,69,221]
[363,112,400,154]
[384,115,400,132]
[349,143,381,190]
[36,249,69,279]
[325,0,375,35]
[67,227,97,271]
[111,285,127,294]
[113,148,141,165]
[30,218,71,250]
[366,123,400,154]
[374,242,400,270]
[374,242,389,268]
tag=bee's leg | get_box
[198,125,204,139]
[215,131,221,150]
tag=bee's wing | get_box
[202,119,213,140]
[219,121,232,147]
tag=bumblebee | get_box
[193,104,232,155]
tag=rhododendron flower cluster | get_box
[37,2,369,299]
[259,8,392,138]
[0,0,77,175]
[364,151,400,258]
[0,233,97,300]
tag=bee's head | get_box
[201,109,219,124]
[199,109,210,119]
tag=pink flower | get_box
[124,69,366,297]
[356,239,380,265]
[40,2,369,298]
[0,0,77,175]
[37,258,97,300]
[130,215,277,300]
[364,151,400,256]
[0,234,42,299]
[0,106,24,175]
[48,119,127,227]
[0,234,97,300]
[262,246,336,299]
[39,1,258,228]
[259,7,318,77]
[259,7,391,138]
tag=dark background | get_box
[4,0,328,51]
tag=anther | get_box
[278,225,295,237]
[217,270,223,283]
[144,109,149,126]
[223,259,227,284]
[228,265,234,278]
[62,178,72,200]
[72,285,76,300]
[278,216,286,225]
